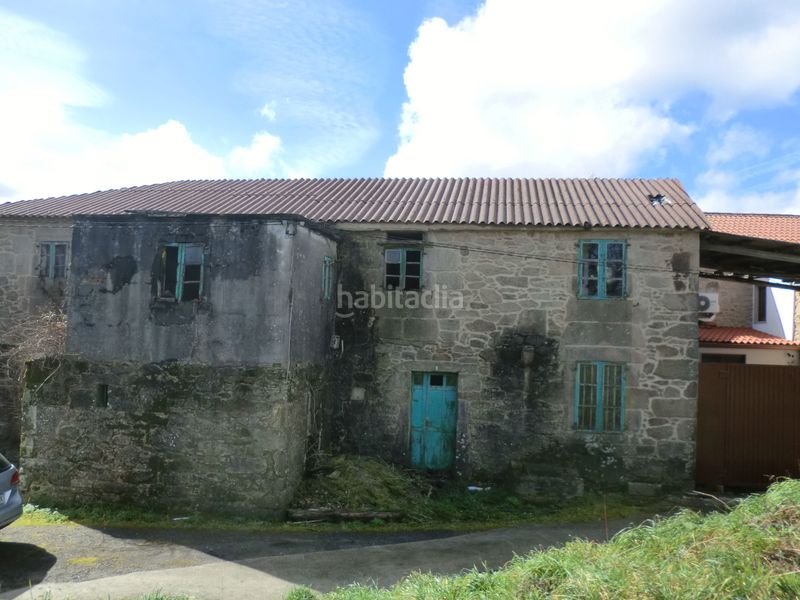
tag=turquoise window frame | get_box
[574,361,626,432]
[384,247,423,290]
[39,242,67,280]
[160,243,204,302]
[322,256,335,301]
[578,240,627,299]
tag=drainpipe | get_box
[285,223,297,376]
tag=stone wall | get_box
[700,278,753,327]
[0,217,72,463]
[330,226,700,493]
[21,358,315,517]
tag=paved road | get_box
[0,517,645,600]
[0,525,456,590]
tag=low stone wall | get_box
[21,358,312,518]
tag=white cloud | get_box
[259,102,277,121]
[696,186,800,215]
[227,131,284,177]
[386,0,800,177]
[0,9,288,202]
[707,125,770,165]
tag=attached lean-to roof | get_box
[0,178,708,229]
[705,213,800,244]
[699,325,800,348]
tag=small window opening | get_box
[387,231,423,242]
[701,354,746,364]
[429,374,445,387]
[755,286,767,322]
[95,384,109,408]
[159,243,204,302]
[39,242,68,280]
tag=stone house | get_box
[0,177,720,513]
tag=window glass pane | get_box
[404,276,421,290]
[385,249,402,263]
[53,244,67,278]
[603,364,624,431]
[607,262,624,280]
[183,264,202,283]
[430,374,444,387]
[581,277,598,297]
[405,250,422,263]
[386,263,401,276]
[412,372,424,386]
[606,279,623,297]
[406,263,421,277]
[606,243,624,260]
[183,245,203,265]
[385,275,401,288]
[576,363,598,430]
[182,282,200,301]
[580,257,598,297]
[582,243,599,259]
[446,373,458,387]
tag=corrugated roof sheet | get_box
[706,213,800,244]
[699,325,799,347]
[0,178,708,229]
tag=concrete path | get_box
[1,517,643,600]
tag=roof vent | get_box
[648,194,672,206]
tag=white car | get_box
[0,452,22,530]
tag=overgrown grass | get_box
[288,479,800,600]
[292,454,665,527]
[16,490,657,533]
[16,456,664,532]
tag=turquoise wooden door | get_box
[411,373,458,470]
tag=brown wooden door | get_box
[696,363,800,488]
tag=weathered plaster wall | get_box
[21,358,315,517]
[700,278,753,327]
[331,226,700,493]
[67,216,336,367]
[0,218,72,463]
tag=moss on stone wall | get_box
[21,356,312,518]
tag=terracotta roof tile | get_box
[699,326,799,347]
[0,178,708,229]
[706,213,800,244]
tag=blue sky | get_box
[2,0,800,214]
